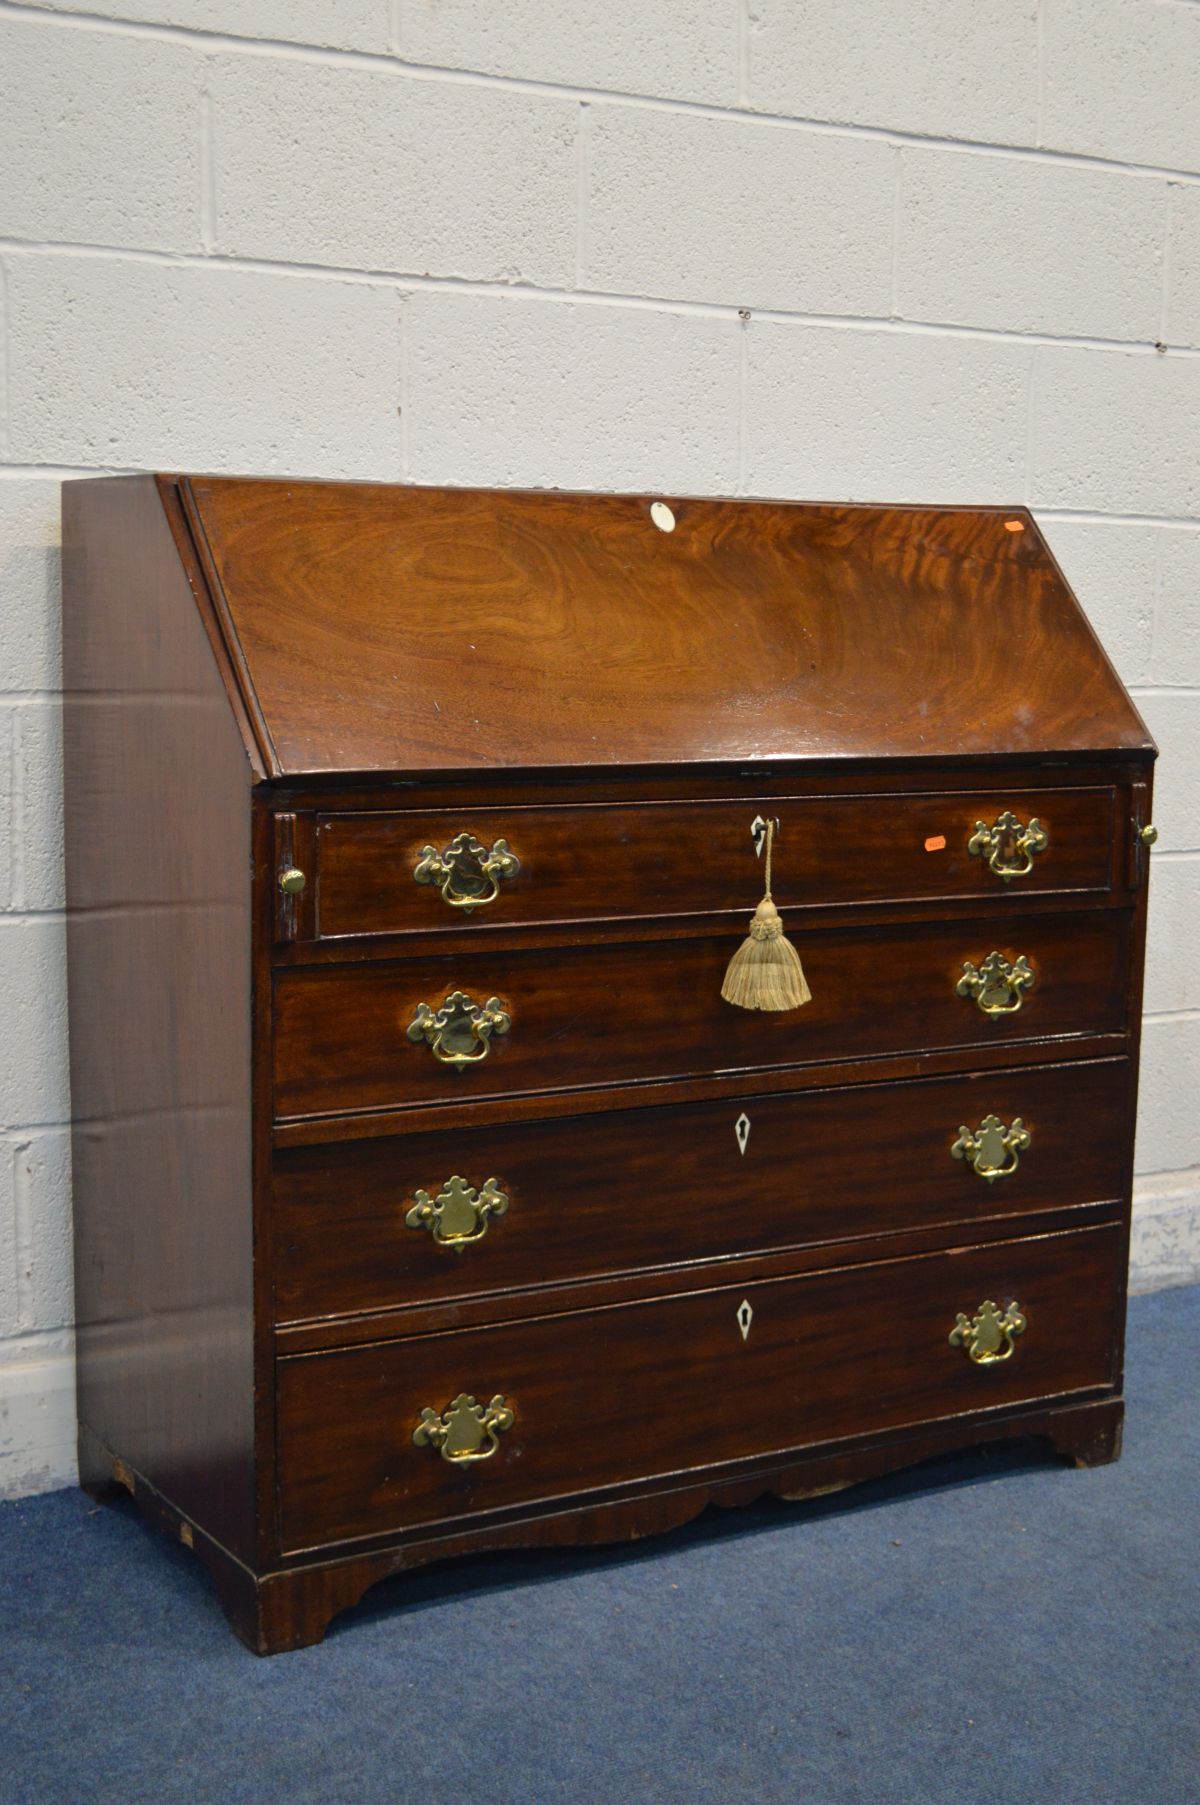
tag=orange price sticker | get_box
[924,834,947,852]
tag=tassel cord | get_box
[720,814,811,1013]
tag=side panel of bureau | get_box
[273,909,1131,1118]
[273,1057,1129,1320]
[275,1223,1123,1553]
[63,477,258,1563]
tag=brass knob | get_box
[956,951,1035,1017]
[949,1300,1026,1365]
[413,832,521,911]
[413,1393,513,1464]
[967,811,1048,882]
[951,1114,1031,1182]
[1140,824,1158,847]
[406,1175,509,1250]
[407,991,510,1068]
[278,867,306,896]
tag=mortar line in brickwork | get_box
[735,314,749,493]
[574,103,591,291]
[1034,510,1200,530]
[9,710,27,911]
[12,1134,41,1334]
[1159,186,1175,347]
[1035,0,1047,149]
[888,145,902,319]
[1022,346,1038,507]
[0,713,14,911]
[0,255,10,467]
[0,1326,74,1355]
[0,464,139,478]
[199,61,216,253]
[397,292,410,482]
[1150,531,1167,684]
[4,237,1200,362]
[3,1,1200,189]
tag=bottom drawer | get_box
[276,1223,1123,1554]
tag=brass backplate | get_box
[951,1114,1031,1182]
[405,1175,509,1249]
[956,951,1035,1017]
[413,1393,514,1464]
[967,811,1048,882]
[949,1300,1027,1365]
[407,991,511,1068]
[413,832,520,911]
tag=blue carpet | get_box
[2,1285,1197,1805]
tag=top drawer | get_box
[306,785,1119,943]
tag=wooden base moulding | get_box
[81,1400,1123,1656]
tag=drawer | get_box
[310,785,1119,941]
[273,1058,1129,1322]
[275,1222,1122,1552]
[272,910,1130,1120]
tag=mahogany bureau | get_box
[63,477,1157,1653]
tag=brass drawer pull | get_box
[413,1393,514,1464]
[967,811,1048,882]
[957,951,1035,1017]
[949,1300,1026,1365]
[407,990,510,1068]
[413,832,520,911]
[951,1114,1031,1183]
[406,1174,509,1250]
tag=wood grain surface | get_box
[273,1057,1128,1322]
[311,783,1119,941]
[64,476,257,1562]
[272,909,1132,1120]
[181,479,1153,776]
[275,1222,1122,1552]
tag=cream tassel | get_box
[720,819,811,1012]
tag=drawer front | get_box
[313,786,1119,940]
[273,911,1130,1120]
[276,1223,1122,1552]
[273,1059,1129,1322]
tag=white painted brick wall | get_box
[1,0,1197,1498]
[399,0,738,105]
[405,293,742,491]
[1041,0,1200,171]
[895,151,1165,341]
[7,254,404,475]
[1029,346,1200,517]
[0,18,204,251]
[746,2,1041,145]
[211,58,579,284]
[24,0,389,51]
[743,325,1030,500]
[585,112,894,315]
